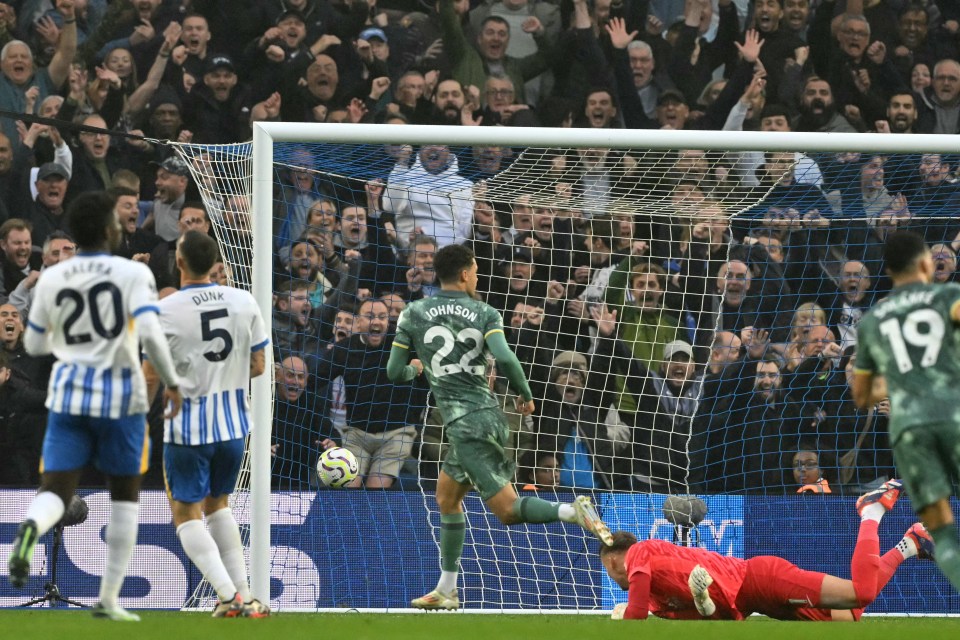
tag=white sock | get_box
[558,504,577,523]
[98,501,139,609]
[25,491,65,536]
[861,503,885,522]
[206,507,250,602]
[177,519,237,602]
[436,570,458,594]
[897,536,919,560]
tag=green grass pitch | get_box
[2,611,960,640]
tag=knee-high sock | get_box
[512,497,561,523]
[206,508,250,602]
[24,491,65,536]
[436,513,466,594]
[177,519,237,602]
[876,547,907,594]
[850,519,881,607]
[98,501,139,609]
[930,524,960,593]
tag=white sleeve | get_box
[138,311,181,388]
[722,101,748,132]
[54,141,73,179]
[23,280,50,355]
[452,188,475,245]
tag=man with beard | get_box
[794,76,857,133]
[877,91,918,133]
[715,354,806,491]
[6,230,73,316]
[916,58,960,134]
[315,298,428,489]
[820,260,873,352]
[383,145,474,251]
[0,219,41,299]
[272,355,332,490]
[432,78,466,125]
[111,186,164,268]
[24,162,69,247]
[182,54,253,144]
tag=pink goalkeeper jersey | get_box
[624,539,748,620]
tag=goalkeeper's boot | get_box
[905,522,935,560]
[91,603,141,622]
[573,495,614,547]
[411,589,459,610]
[856,479,903,516]
[243,598,272,618]
[7,519,38,588]
[688,565,716,617]
[212,593,245,618]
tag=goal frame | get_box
[248,123,960,604]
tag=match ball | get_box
[317,447,359,488]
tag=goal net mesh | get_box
[171,137,952,612]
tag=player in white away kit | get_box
[143,231,270,618]
[8,192,183,621]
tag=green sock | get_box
[930,524,960,592]
[440,513,466,572]
[512,497,561,523]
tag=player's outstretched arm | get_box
[23,322,51,356]
[486,331,534,411]
[850,370,876,410]
[386,343,423,382]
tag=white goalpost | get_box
[172,124,960,613]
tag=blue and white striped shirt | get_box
[157,284,268,445]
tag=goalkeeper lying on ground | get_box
[602,480,932,621]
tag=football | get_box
[317,447,359,488]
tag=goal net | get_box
[171,125,955,613]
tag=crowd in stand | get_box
[0,0,959,495]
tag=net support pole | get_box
[249,123,275,602]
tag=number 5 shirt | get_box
[156,283,268,445]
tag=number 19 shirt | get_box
[856,281,960,442]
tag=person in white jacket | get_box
[382,145,474,252]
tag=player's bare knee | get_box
[493,507,520,525]
[920,499,954,531]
